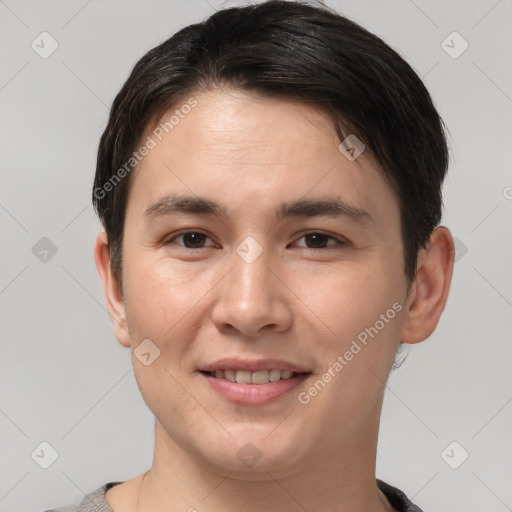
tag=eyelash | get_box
[163,230,347,250]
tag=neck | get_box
[136,412,394,512]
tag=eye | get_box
[163,231,217,249]
[292,232,347,249]
[163,230,347,250]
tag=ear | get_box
[400,226,455,344]
[94,230,131,348]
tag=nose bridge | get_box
[235,244,271,296]
[230,235,275,305]
[212,235,292,335]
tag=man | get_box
[46,1,454,510]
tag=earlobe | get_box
[400,226,455,345]
[93,230,131,348]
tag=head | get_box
[94,0,454,477]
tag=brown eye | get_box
[293,232,345,249]
[304,233,331,248]
[164,231,216,249]
[181,232,207,248]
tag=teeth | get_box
[224,369,236,382]
[269,369,281,381]
[208,369,298,384]
[235,370,252,384]
[252,370,269,384]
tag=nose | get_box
[211,240,293,337]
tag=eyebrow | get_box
[143,193,372,224]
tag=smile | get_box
[199,369,311,405]
[202,369,302,384]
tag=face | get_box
[105,89,412,478]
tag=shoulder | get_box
[377,479,425,512]
[42,507,78,512]
[41,481,123,512]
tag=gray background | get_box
[1,0,511,511]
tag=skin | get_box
[94,89,455,512]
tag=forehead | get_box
[146,89,341,163]
[128,89,399,226]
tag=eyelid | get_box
[163,229,348,250]
[291,230,348,248]
[163,230,218,247]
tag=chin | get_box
[193,431,307,479]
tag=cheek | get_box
[296,267,403,432]
[124,255,205,337]
[295,258,403,399]
[291,258,401,343]
[123,259,209,427]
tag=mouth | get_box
[200,369,307,384]
[198,360,312,404]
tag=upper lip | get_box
[200,358,310,373]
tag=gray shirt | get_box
[42,479,424,512]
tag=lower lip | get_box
[201,372,310,405]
